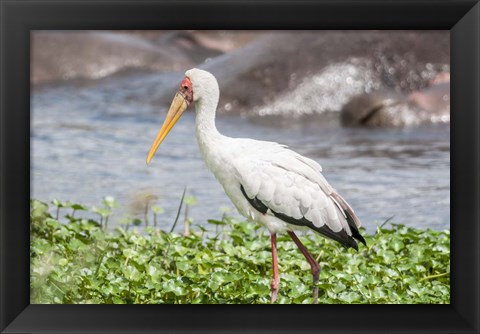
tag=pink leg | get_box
[270,233,280,303]
[287,231,320,304]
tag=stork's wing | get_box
[233,140,365,249]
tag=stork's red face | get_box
[179,77,194,105]
[146,76,193,164]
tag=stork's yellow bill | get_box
[146,77,193,164]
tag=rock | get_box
[340,80,449,127]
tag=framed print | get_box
[1,0,479,333]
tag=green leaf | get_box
[59,258,68,266]
[208,219,226,226]
[45,218,60,229]
[132,218,142,226]
[184,195,198,206]
[338,291,362,303]
[102,196,118,209]
[31,199,49,218]
[30,199,451,305]
[91,206,111,217]
[391,239,405,252]
[123,265,142,282]
[71,203,88,211]
[123,248,138,259]
[152,205,164,214]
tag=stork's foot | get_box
[287,230,321,304]
[271,277,280,303]
[270,233,280,304]
[312,265,320,304]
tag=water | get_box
[31,75,450,234]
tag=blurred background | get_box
[31,30,450,233]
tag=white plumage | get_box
[147,68,366,303]
[188,69,362,244]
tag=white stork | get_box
[147,68,366,303]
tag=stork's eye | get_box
[182,85,189,90]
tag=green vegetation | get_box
[30,198,450,304]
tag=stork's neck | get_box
[194,93,225,160]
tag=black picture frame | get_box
[1,0,479,333]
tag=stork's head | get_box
[146,68,218,164]
[185,68,219,104]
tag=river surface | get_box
[31,74,450,234]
